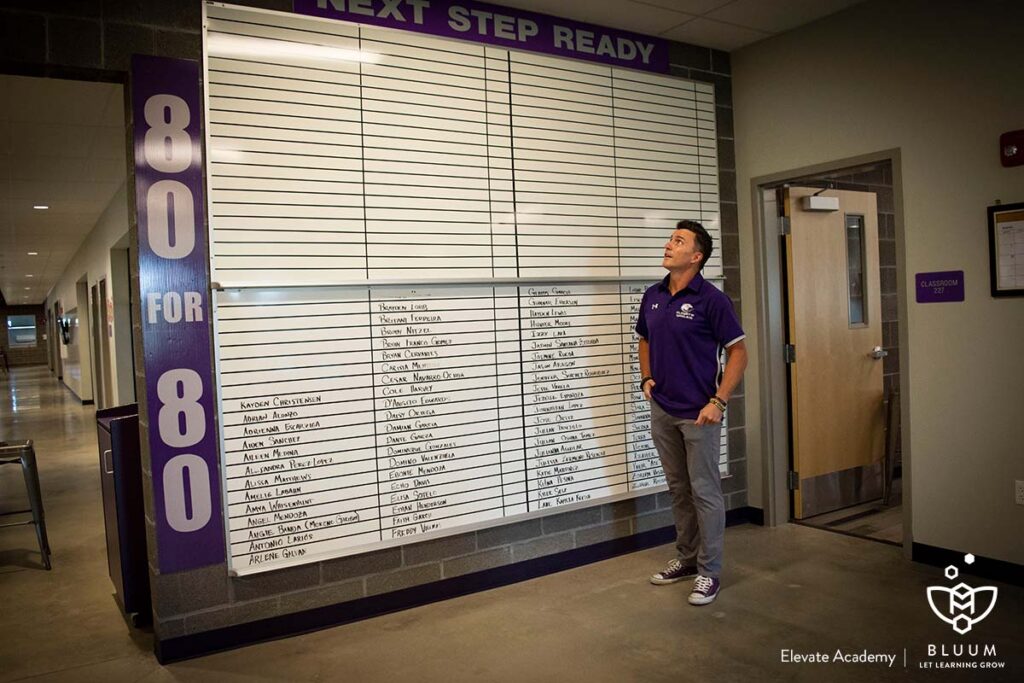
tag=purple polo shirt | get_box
[635,274,745,419]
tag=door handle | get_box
[102,449,113,474]
[870,346,888,360]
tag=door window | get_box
[845,214,867,326]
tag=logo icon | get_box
[651,303,659,310]
[676,303,695,320]
[926,554,998,635]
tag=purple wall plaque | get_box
[132,55,225,572]
[916,270,965,303]
[295,0,670,73]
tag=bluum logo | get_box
[926,553,998,635]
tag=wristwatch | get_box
[639,376,654,392]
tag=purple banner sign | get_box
[916,270,965,303]
[132,55,224,572]
[295,0,670,72]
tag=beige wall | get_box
[732,0,1023,563]
[46,183,134,407]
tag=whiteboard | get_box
[203,4,726,575]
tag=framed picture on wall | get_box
[988,202,1024,297]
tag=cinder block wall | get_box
[1,0,746,640]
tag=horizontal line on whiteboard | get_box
[210,190,366,198]
[222,374,629,405]
[208,18,356,44]
[208,66,356,91]
[208,90,362,111]
[212,276,683,290]
[509,56,617,82]
[221,350,627,377]
[211,132,497,153]
[220,336,625,355]
[216,262,651,268]
[207,53,360,79]
[209,159,364,172]
[213,250,626,258]
[221,392,502,417]
[221,362,630,391]
[209,146,489,162]
[210,106,351,124]
[211,66,490,96]
[613,83,699,102]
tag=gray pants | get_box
[649,399,725,578]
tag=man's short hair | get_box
[676,220,713,270]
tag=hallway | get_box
[1,365,1021,682]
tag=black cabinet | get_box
[96,404,151,625]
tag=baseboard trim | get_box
[912,542,1022,587]
[155,507,759,662]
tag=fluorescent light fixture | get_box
[207,34,380,64]
[26,274,33,278]
[27,252,38,256]
[33,205,49,210]
[24,287,30,290]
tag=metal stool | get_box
[0,440,52,569]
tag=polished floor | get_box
[1,365,1021,682]
[801,499,904,545]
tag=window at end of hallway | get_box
[6,315,37,348]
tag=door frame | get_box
[98,277,114,406]
[90,281,105,409]
[748,149,913,557]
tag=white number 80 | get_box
[144,94,193,173]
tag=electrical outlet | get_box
[1016,480,1024,506]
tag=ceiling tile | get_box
[8,123,95,159]
[660,16,770,50]
[1,75,119,126]
[89,126,129,161]
[706,0,861,33]
[635,0,735,15]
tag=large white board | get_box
[203,3,726,575]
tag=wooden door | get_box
[785,187,885,518]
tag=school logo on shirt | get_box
[676,303,695,320]
[651,303,659,310]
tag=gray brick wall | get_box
[1,0,747,640]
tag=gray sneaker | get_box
[649,559,698,585]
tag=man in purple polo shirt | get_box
[635,220,747,606]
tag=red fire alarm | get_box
[1001,129,1024,167]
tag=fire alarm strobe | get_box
[1001,129,1024,167]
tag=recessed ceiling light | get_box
[24,287,31,290]
[27,252,38,256]
[33,205,49,210]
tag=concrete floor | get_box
[1,365,1021,682]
